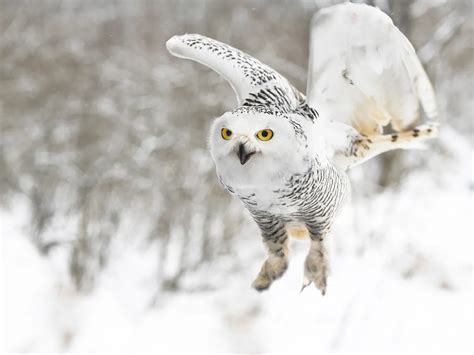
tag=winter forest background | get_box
[0,0,472,352]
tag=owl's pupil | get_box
[262,130,268,137]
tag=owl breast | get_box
[231,163,350,234]
[225,182,300,215]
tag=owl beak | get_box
[237,143,255,165]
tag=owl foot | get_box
[251,255,288,291]
[302,242,329,295]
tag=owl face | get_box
[209,110,311,189]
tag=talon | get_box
[300,276,312,293]
[300,282,311,293]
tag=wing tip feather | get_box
[165,35,183,56]
[166,34,203,57]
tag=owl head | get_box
[209,107,315,188]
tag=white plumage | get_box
[166,33,301,107]
[166,3,438,293]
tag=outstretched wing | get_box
[306,3,437,136]
[166,34,303,109]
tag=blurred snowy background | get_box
[0,0,472,352]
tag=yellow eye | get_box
[221,128,233,140]
[256,129,273,141]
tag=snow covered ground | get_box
[1,127,472,353]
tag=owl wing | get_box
[306,3,437,138]
[166,34,303,109]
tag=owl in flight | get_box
[166,3,437,294]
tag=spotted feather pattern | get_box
[168,34,302,107]
[243,163,349,243]
[242,87,318,123]
[182,35,278,86]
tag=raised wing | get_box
[166,34,303,109]
[306,3,437,135]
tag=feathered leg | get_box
[302,231,330,295]
[251,218,289,291]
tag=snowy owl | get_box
[166,3,438,294]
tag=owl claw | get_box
[300,276,312,293]
[300,283,311,293]
[303,271,327,295]
[321,287,326,296]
